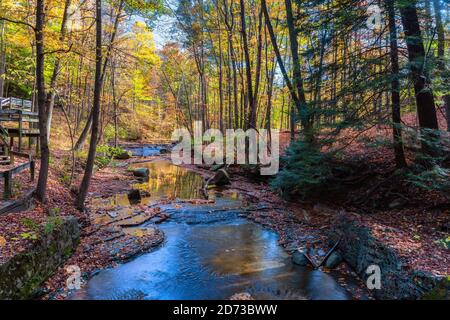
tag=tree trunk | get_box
[386,0,407,168]
[261,0,300,114]
[217,18,224,132]
[399,0,438,130]
[73,0,124,150]
[0,21,5,98]
[432,0,449,132]
[35,0,50,202]
[74,111,93,150]
[76,0,104,210]
[445,95,450,133]
[239,0,255,130]
[111,61,118,148]
[399,0,439,153]
[230,36,239,128]
[251,7,264,129]
[432,0,445,58]
[285,0,311,137]
[45,0,71,143]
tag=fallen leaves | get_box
[0,236,6,247]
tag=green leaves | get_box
[271,139,333,199]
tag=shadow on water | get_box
[73,160,351,300]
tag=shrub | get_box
[270,139,334,199]
[95,145,127,169]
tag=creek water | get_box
[71,160,351,300]
[124,145,169,157]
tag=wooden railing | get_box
[0,100,39,152]
[1,151,35,200]
[0,97,33,112]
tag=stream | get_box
[70,159,352,300]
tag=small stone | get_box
[292,250,310,266]
[229,292,254,300]
[132,168,150,178]
[107,211,119,219]
[324,252,343,269]
[388,198,407,209]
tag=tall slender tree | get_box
[45,0,71,143]
[386,0,407,168]
[432,0,449,132]
[35,0,50,202]
[76,0,104,210]
[0,20,5,98]
[399,0,439,132]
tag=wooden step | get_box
[0,160,11,165]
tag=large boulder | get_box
[115,151,132,160]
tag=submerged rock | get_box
[107,227,164,262]
[128,189,142,203]
[292,250,310,266]
[159,147,170,154]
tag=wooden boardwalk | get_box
[0,97,38,200]
[0,97,39,153]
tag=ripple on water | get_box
[71,160,351,300]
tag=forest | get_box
[0,0,448,302]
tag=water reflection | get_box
[71,221,349,300]
[131,161,205,200]
[76,160,351,300]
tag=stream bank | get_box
[37,144,447,300]
[68,159,358,300]
[0,216,79,299]
[38,153,366,300]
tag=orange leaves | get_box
[0,235,6,247]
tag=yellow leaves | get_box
[129,21,160,67]
[0,235,6,247]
